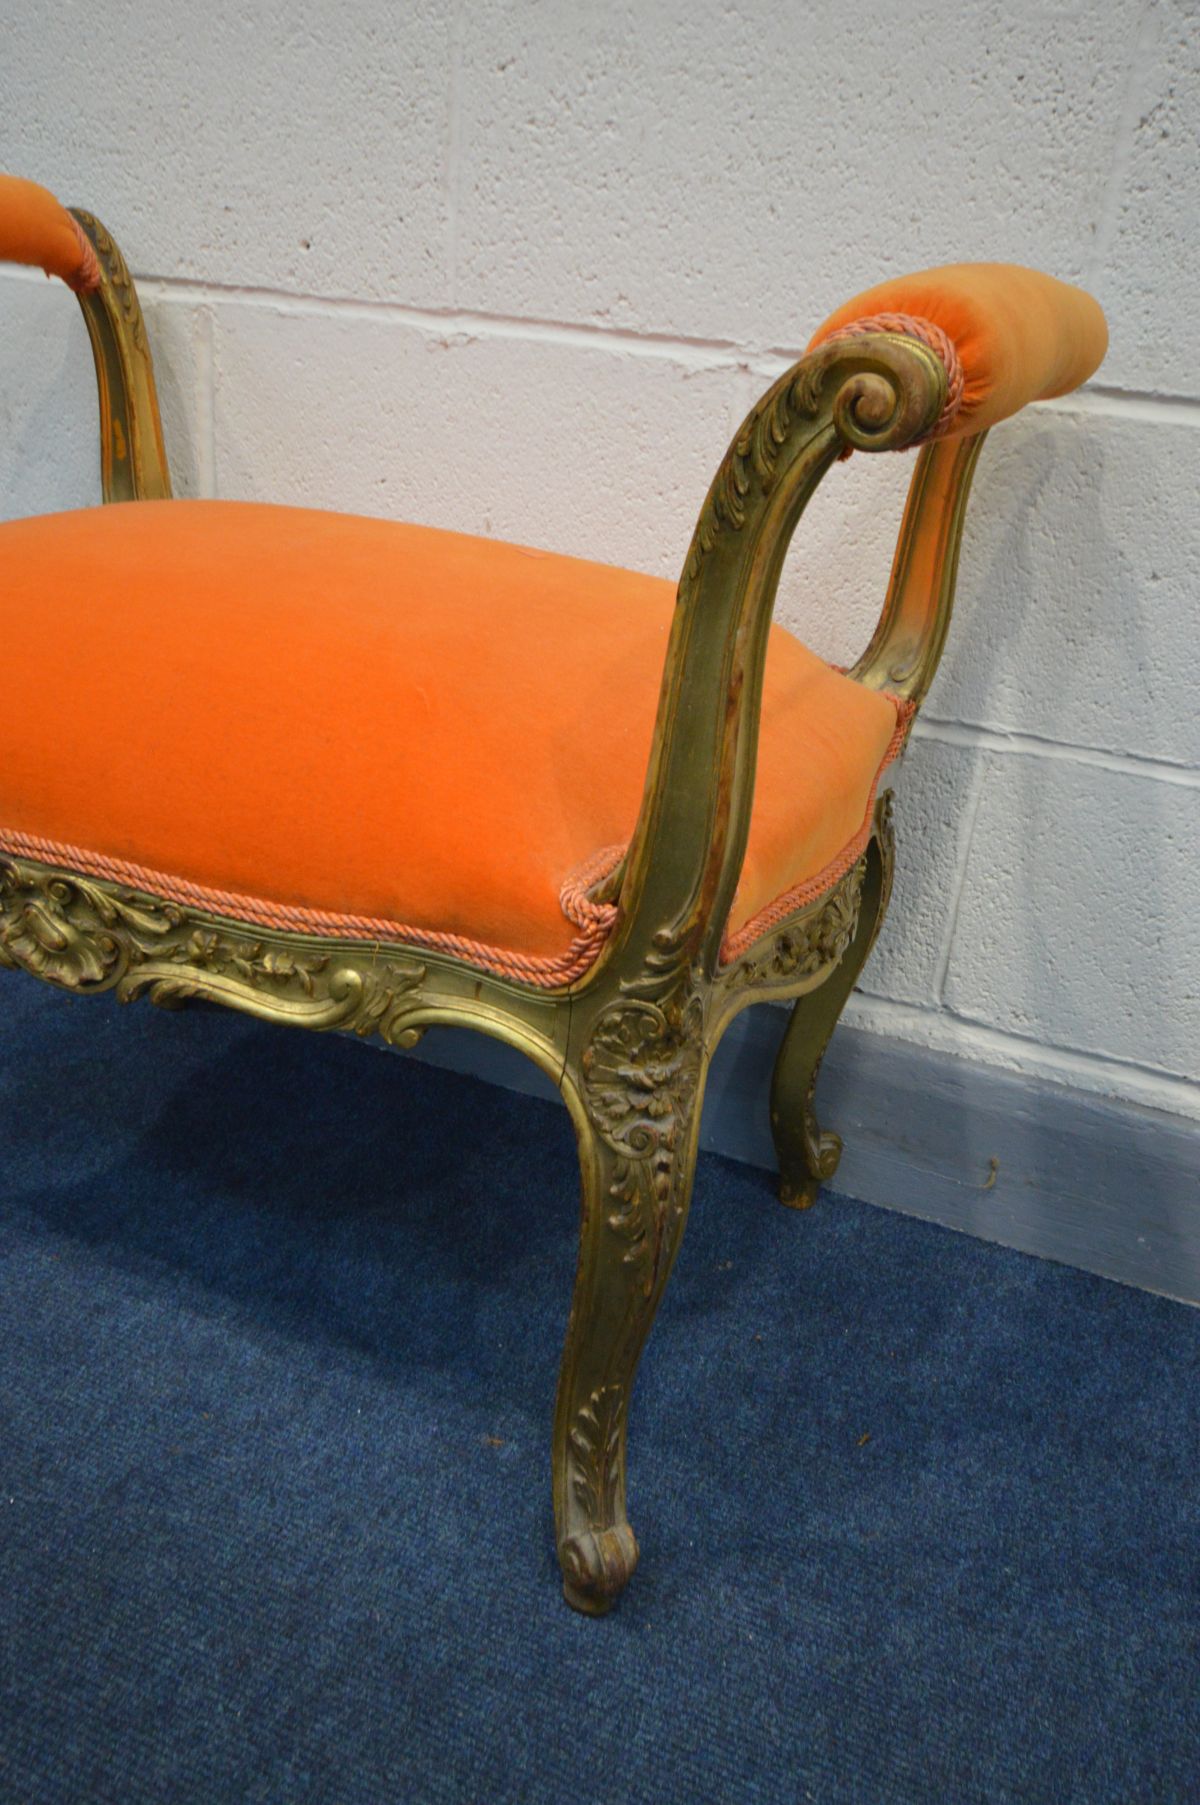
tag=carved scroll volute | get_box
[591,333,946,992]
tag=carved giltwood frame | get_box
[1,212,984,1613]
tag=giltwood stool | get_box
[0,174,1106,1611]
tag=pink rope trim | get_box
[718,695,914,964]
[65,215,101,294]
[0,828,623,992]
[0,704,910,990]
[823,312,965,445]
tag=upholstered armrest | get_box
[612,264,1106,975]
[0,173,100,291]
[816,263,1108,705]
[809,262,1107,440]
[0,173,172,501]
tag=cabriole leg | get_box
[770,799,894,1209]
[554,1002,707,1614]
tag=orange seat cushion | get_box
[809,262,1107,438]
[0,502,902,984]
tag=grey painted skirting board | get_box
[398,1007,1200,1307]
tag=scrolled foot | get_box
[778,1125,842,1210]
[770,812,895,1217]
[559,1524,640,1616]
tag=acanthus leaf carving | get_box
[0,863,179,990]
[568,1383,624,1525]
[683,357,828,583]
[0,858,427,1047]
[726,856,866,996]
[582,989,704,1296]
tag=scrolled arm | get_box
[819,261,1109,706]
[0,174,171,502]
[598,258,1107,988]
[600,330,948,985]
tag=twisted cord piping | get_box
[66,215,101,294]
[0,829,623,991]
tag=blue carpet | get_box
[1,970,1197,1805]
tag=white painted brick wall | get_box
[209,301,747,572]
[1,0,1196,1120]
[945,761,1200,1078]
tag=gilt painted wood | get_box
[1,210,991,1612]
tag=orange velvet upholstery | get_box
[0,173,100,293]
[0,502,904,983]
[809,262,1107,437]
